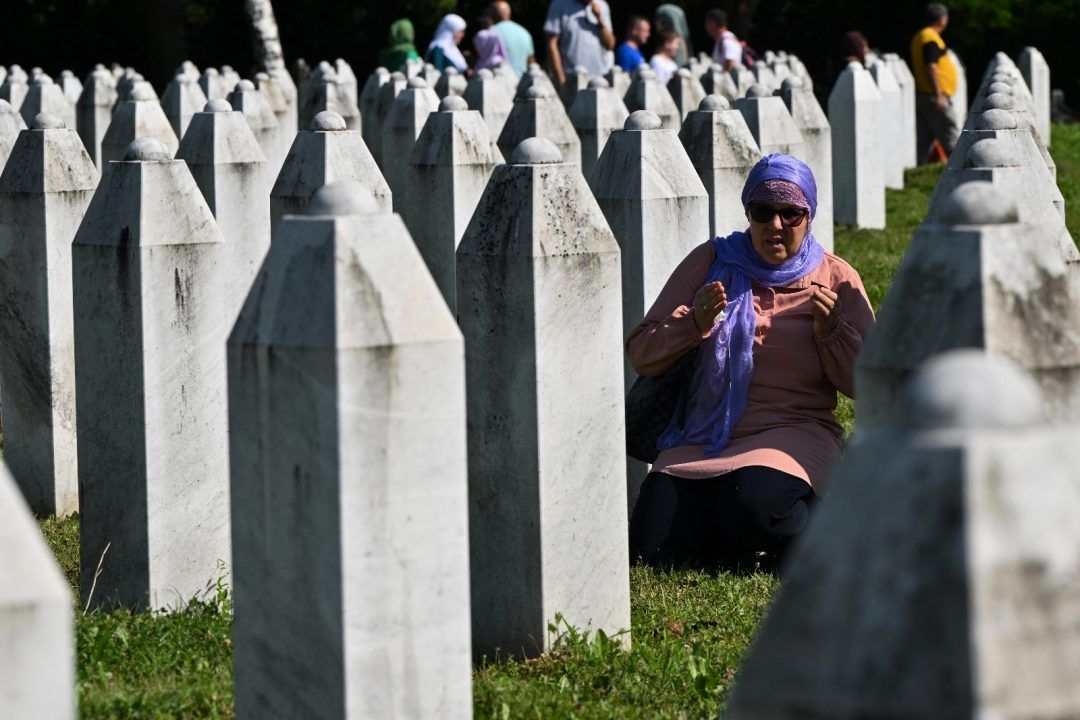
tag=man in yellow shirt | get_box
[910,3,960,162]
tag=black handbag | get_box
[625,348,699,463]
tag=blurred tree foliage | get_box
[1,0,1075,108]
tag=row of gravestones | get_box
[0,45,1060,718]
[727,46,1080,718]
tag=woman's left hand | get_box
[811,286,842,338]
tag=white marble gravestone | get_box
[381,76,440,212]
[0,99,25,168]
[464,68,515,142]
[300,67,361,134]
[623,68,681,130]
[76,66,117,168]
[1017,46,1051,148]
[19,75,75,130]
[779,77,834,251]
[827,61,885,228]
[229,181,472,719]
[569,77,629,181]
[199,67,228,101]
[435,66,468,99]
[372,71,408,168]
[399,96,501,309]
[0,65,29,112]
[100,85,179,163]
[227,79,281,177]
[457,137,631,659]
[728,350,1080,720]
[0,458,74,720]
[73,138,231,611]
[734,84,805,158]
[869,60,905,189]
[883,53,917,169]
[667,69,707,121]
[0,114,97,517]
[497,85,581,168]
[162,70,208,140]
[359,67,389,160]
[948,49,968,126]
[699,64,739,103]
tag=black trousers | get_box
[629,466,818,566]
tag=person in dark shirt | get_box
[615,16,650,73]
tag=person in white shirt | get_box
[649,30,680,85]
[705,8,742,71]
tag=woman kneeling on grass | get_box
[627,153,875,567]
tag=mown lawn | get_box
[38,122,1079,719]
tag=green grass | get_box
[36,123,1078,718]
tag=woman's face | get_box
[746,202,809,265]
[454,30,466,44]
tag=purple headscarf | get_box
[474,29,509,70]
[657,153,825,456]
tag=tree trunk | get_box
[244,0,285,72]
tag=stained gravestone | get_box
[728,350,1080,720]
[679,95,761,238]
[828,61,885,229]
[492,62,519,95]
[750,63,778,94]
[497,85,581,168]
[20,75,75,130]
[464,68,515,141]
[858,182,1080,428]
[372,71,408,168]
[516,66,558,101]
[458,137,631,659]
[227,79,281,179]
[254,72,289,167]
[667,68,707,121]
[399,96,501,308]
[359,67,389,160]
[734,85,805,158]
[559,65,591,110]
[162,70,208,139]
[271,111,391,231]
[0,458,74,720]
[948,49,969,126]
[229,181,471,719]
[0,65,29,112]
[0,99,25,168]
[605,65,632,98]
[177,99,271,309]
[76,66,117,168]
[435,66,468,99]
[954,106,1054,185]
[779,77,834,251]
[300,67,361,134]
[623,68,681,130]
[198,68,226,101]
[0,114,97,517]
[115,71,153,104]
[220,66,241,95]
[266,67,298,147]
[381,77,440,211]
[699,64,739,102]
[884,53,918,169]
[420,63,442,87]
[73,138,231,611]
[334,58,359,107]
[100,85,179,163]
[568,77,629,181]
[1017,47,1051,148]
[869,60,905,189]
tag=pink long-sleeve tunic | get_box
[626,241,875,494]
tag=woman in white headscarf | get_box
[426,14,469,72]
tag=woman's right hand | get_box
[692,281,727,333]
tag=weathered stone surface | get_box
[359,67,389,161]
[372,71,408,168]
[220,65,241,95]
[162,71,208,139]
[100,87,179,163]
[869,60,905,189]
[464,68,515,142]
[953,108,1055,183]
[623,68,680,130]
[435,66,468,99]
[271,111,391,231]
[827,61,885,228]
[728,350,1080,720]
[0,458,74,720]
[0,99,25,169]
[399,99,501,308]
[381,77,440,211]
[667,69,707,121]
[569,77,629,181]
[1017,47,1051,148]
[559,65,591,110]
[76,67,117,168]
[516,66,558,101]
[266,67,298,151]
[227,79,281,178]
[229,181,472,719]
[498,85,581,168]
[698,64,738,103]
[0,115,97,517]
[458,137,631,659]
[679,95,761,239]
[0,65,29,112]
[73,138,231,611]
[20,75,75,131]
[299,67,361,134]
[750,63,778,94]
[858,182,1080,427]
[734,86,805,160]
[334,58,359,107]
[778,78,833,251]
[605,65,632,98]
[884,53,918,169]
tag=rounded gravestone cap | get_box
[61,69,75,79]
[204,67,220,77]
[964,138,1020,168]
[124,137,172,161]
[390,71,406,82]
[973,108,1018,130]
[31,112,64,130]
[677,68,693,78]
[312,110,347,131]
[237,79,256,92]
[638,67,657,80]
[940,181,1018,225]
[587,77,610,89]
[306,181,379,216]
[524,85,550,99]
[317,61,333,73]
[477,68,494,79]
[509,137,562,164]
[781,76,804,90]
[625,110,662,131]
[222,64,237,73]
[987,81,1011,95]
[746,84,770,98]
[984,92,1015,110]
[444,66,459,76]
[847,60,864,71]
[407,76,429,89]
[205,98,232,112]
[709,63,725,73]
[255,71,269,82]
[375,66,389,76]
[699,94,730,111]
[900,350,1042,430]
[131,84,155,101]
[33,74,54,86]
[528,62,541,72]
[439,95,468,112]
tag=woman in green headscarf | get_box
[378,19,421,73]
[654,4,692,67]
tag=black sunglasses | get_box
[748,203,808,227]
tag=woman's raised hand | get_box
[811,285,843,338]
[692,281,727,333]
